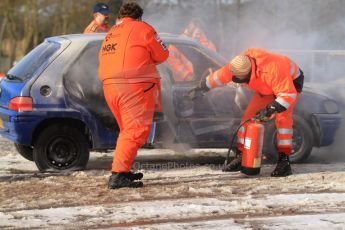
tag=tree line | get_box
[0,0,243,73]
[0,0,123,73]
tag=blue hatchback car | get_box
[0,34,342,172]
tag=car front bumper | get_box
[312,113,342,147]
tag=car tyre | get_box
[33,124,90,172]
[14,143,34,161]
[264,115,314,163]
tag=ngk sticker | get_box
[244,137,252,150]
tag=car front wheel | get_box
[33,124,90,172]
[264,115,314,163]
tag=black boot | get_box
[108,172,144,189]
[271,153,292,177]
[125,171,144,181]
[222,150,242,172]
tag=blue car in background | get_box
[0,34,342,172]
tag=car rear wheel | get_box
[14,143,34,161]
[33,124,90,172]
[264,115,314,163]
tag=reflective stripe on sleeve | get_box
[277,93,297,99]
[277,128,293,135]
[213,71,224,86]
[206,76,212,89]
[290,60,296,76]
[290,60,302,80]
[275,97,291,109]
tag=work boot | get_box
[125,171,144,181]
[222,150,242,172]
[108,172,144,189]
[271,153,292,177]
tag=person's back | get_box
[98,2,169,189]
[99,17,168,83]
[242,48,302,95]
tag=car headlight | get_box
[323,100,339,114]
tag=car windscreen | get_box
[7,41,61,81]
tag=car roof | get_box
[47,33,202,45]
[46,33,227,64]
[46,33,105,44]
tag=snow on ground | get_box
[1,137,345,229]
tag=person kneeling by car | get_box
[98,2,169,189]
[189,48,304,177]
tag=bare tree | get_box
[0,0,121,72]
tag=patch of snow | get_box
[2,193,345,229]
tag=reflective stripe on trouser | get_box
[238,92,300,155]
[103,82,157,172]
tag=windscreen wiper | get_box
[5,74,23,82]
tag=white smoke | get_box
[139,0,345,161]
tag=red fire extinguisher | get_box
[223,118,264,176]
[241,121,264,175]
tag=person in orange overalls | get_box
[189,48,304,177]
[84,3,111,34]
[99,2,169,189]
[182,19,217,52]
[167,45,194,81]
[168,19,216,82]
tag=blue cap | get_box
[93,3,112,15]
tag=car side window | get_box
[7,41,61,81]
[63,40,117,128]
[166,43,220,84]
[64,40,104,102]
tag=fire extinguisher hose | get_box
[224,118,253,166]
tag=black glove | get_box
[187,78,210,100]
[255,106,276,122]
[255,101,287,122]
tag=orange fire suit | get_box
[168,45,194,81]
[167,25,215,82]
[182,27,217,52]
[99,17,169,172]
[84,20,110,34]
[206,48,303,154]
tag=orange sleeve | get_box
[144,26,169,64]
[83,21,98,34]
[270,64,298,110]
[206,64,233,89]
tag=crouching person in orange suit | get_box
[98,2,169,189]
[189,48,304,177]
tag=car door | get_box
[165,43,245,147]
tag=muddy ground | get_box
[1,137,345,229]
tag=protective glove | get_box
[255,106,276,122]
[187,77,210,100]
[255,100,288,122]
